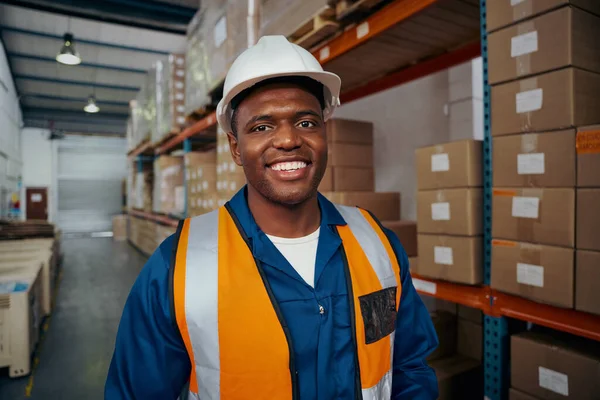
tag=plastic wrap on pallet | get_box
[185,149,218,217]
[259,0,331,38]
[185,9,211,116]
[156,156,184,216]
[155,54,186,144]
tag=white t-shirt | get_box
[266,228,320,288]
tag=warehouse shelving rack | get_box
[124,1,600,399]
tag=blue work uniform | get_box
[106,188,439,399]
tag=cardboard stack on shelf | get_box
[185,150,218,217]
[487,1,600,310]
[320,118,402,223]
[414,140,483,285]
[132,163,153,213]
[426,304,484,399]
[156,223,177,244]
[216,127,245,207]
[154,54,186,144]
[129,67,158,151]
[129,216,158,256]
[154,156,184,217]
[185,0,258,117]
[509,330,600,400]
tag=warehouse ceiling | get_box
[0,0,197,135]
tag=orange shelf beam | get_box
[341,41,481,103]
[313,0,438,64]
[127,141,154,160]
[491,291,600,342]
[128,209,179,228]
[155,112,217,155]
[411,274,492,314]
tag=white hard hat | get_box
[216,35,341,133]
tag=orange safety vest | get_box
[173,204,401,400]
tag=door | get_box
[26,187,48,220]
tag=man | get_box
[106,35,438,399]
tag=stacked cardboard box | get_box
[488,3,600,309]
[112,215,128,241]
[259,0,332,42]
[129,216,158,256]
[216,127,245,207]
[185,1,258,116]
[320,118,402,223]
[415,140,483,285]
[156,224,177,244]
[510,331,600,399]
[185,150,218,217]
[154,54,186,143]
[133,164,153,213]
[154,156,184,216]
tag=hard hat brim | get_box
[217,70,341,133]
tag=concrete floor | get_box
[0,237,147,399]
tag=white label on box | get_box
[191,186,196,194]
[434,246,453,265]
[229,181,237,191]
[319,46,330,61]
[431,153,450,172]
[512,196,540,219]
[175,92,184,101]
[511,0,526,5]
[539,367,569,396]
[511,31,538,57]
[203,181,209,190]
[177,105,185,113]
[197,183,202,192]
[412,278,437,295]
[217,164,222,174]
[214,16,227,48]
[517,263,544,287]
[516,88,543,114]
[229,162,236,173]
[217,181,222,190]
[431,202,450,221]
[197,167,203,178]
[357,22,369,39]
[31,193,42,202]
[191,171,197,179]
[517,153,545,175]
[176,70,185,78]
[177,116,186,125]
[175,81,184,90]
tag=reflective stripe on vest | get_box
[173,204,401,400]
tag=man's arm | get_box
[384,228,439,400]
[105,235,191,399]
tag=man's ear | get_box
[227,132,242,166]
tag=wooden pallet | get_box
[335,0,388,21]
[185,105,216,125]
[152,130,181,148]
[290,6,339,50]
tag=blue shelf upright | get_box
[481,1,510,399]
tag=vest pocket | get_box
[358,287,397,344]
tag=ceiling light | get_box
[56,33,82,65]
[84,96,100,113]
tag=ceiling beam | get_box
[0,25,171,55]
[23,106,129,119]
[7,52,147,74]
[0,0,192,35]
[21,93,130,107]
[15,74,139,91]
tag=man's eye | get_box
[299,121,316,128]
[252,125,269,132]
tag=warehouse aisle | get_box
[0,238,147,400]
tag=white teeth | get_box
[271,161,307,171]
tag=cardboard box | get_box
[328,143,373,168]
[415,140,482,190]
[112,215,127,241]
[326,118,373,145]
[509,388,541,400]
[491,68,600,136]
[577,189,600,251]
[458,304,483,325]
[382,220,417,257]
[488,7,600,85]
[493,130,576,187]
[185,150,217,166]
[511,332,600,399]
[492,188,575,247]
[431,355,483,400]
[486,0,600,32]
[577,125,600,187]
[417,234,483,285]
[322,192,400,221]
[575,250,600,316]
[491,240,574,308]
[408,256,418,274]
[457,319,482,361]
[416,189,482,236]
[319,167,374,192]
[428,311,457,361]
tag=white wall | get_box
[335,58,483,220]
[0,38,23,217]
[20,128,57,221]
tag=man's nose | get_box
[272,123,302,150]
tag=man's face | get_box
[227,82,327,206]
